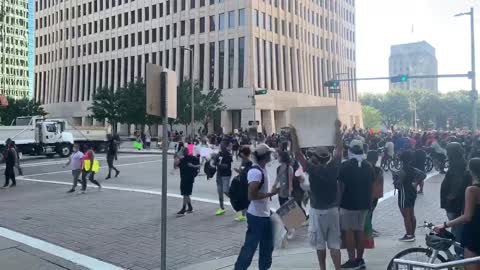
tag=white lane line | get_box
[21,159,163,177]
[2,155,163,169]
[17,177,230,206]
[378,172,438,204]
[0,227,123,270]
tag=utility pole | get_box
[455,7,477,131]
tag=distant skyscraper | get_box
[0,0,30,98]
[389,41,438,92]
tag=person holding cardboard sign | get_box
[290,119,343,270]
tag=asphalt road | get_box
[0,153,442,270]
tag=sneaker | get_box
[67,189,75,193]
[372,230,380,237]
[235,214,247,222]
[398,235,415,242]
[356,258,366,269]
[9,184,16,187]
[287,228,296,240]
[176,209,186,217]
[215,208,225,216]
[186,208,194,214]
[81,190,86,194]
[341,260,359,269]
[105,176,111,180]
[115,171,120,178]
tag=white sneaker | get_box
[287,228,295,240]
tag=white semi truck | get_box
[0,116,108,157]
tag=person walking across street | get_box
[175,147,200,217]
[435,158,480,270]
[395,151,426,242]
[81,145,102,192]
[215,140,233,216]
[105,134,120,179]
[231,146,253,222]
[66,144,84,193]
[290,120,343,270]
[339,139,375,269]
[440,142,471,255]
[234,144,278,270]
[2,139,17,188]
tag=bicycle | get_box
[387,221,464,270]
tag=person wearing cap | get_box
[289,120,343,270]
[214,140,234,216]
[338,139,375,269]
[234,144,278,270]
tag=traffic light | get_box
[255,89,268,95]
[323,80,339,87]
[390,75,408,83]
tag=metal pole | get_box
[470,7,477,131]
[190,51,195,139]
[160,73,168,270]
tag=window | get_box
[199,43,205,81]
[274,18,278,33]
[228,39,234,88]
[132,10,136,23]
[260,12,265,29]
[199,17,205,33]
[209,15,215,31]
[181,0,185,10]
[218,13,225,31]
[118,36,122,49]
[218,40,225,88]
[238,37,245,87]
[145,30,150,44]
[124,12,128,26]
[152,29,157,42]
[137,32,141,45]
[180,21,185,36]
[106,18,110,30]
[190,0,195,9]
[166,25,170,39]
[228,11,234,28]
[124,34,128,48]
[173,0,177,13]
[112,16,116,28]
[152,4,157,19]
[160,3,164,17]
[190,19,195,34]
[137,9,142,22]
[118,14,122,27]
[200,0,205,7]
[275,44,280,90]
[268,15,272,31]
[111,37,116,50]
[253,9,258,27]
[166,0,170,15]
[209,42,215,89]
[256,38,260,88]
[145,7,149,21]
[105,39,109,52]
[173,23,177,38]
[238,8,245,26]
[160,27,164,41]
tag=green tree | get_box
[362,105,383,129]
[175,80,204,133]
[196,88,226,134]
[89,87,119,134]
[0,97,47,125]
[116,79,148,129]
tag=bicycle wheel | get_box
[387,247,448,270]
[425,157,433,173]
[389,157,402,172]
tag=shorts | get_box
[216,175,231,195]
[180,177,194,196]
[340,208,368,231]
[308,207,341,250]
[398,188,416,209]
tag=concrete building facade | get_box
[389,41,438,92]
[35,0,361,135]
[1,0,30,98]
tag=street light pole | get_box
[455,7,477,131]
[181,47,195,138]
[333,72,349,111]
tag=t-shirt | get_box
[413,149,427,172]
[247,166,270,217]
[70,151,84,170]
[216,151,233,177]
[179,155,199,180]
[306,160,340,210]
[339,159,374,210]
[385,142,394,156]
[107,140,117,157]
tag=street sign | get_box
[146,63,177,118]
[248,120,260,126]
[328,88,341,94]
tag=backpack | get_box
[204,160,216,179]
[229,165,264,211]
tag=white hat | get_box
[254,143,273,156]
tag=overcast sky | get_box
[356,0,480,94]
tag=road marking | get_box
[0,227,123,270]
[2,155,165,169]
[21,159,163,177]
[378,172,438,204]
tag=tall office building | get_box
[1,0,30,98]
[35,0,361,134]
[389,41,438,92]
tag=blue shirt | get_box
[70,151,84,170]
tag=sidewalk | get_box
[179,237,417,270]
[0,235,87,270]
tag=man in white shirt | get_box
[234,144,278,270]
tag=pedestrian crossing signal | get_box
[391,75,408,83]
[323,80,339,87]
[255,89,267,95]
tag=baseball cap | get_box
[254,143,273,156]
[349,139,364,155]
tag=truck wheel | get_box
[58,144,72,157]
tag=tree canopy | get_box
[0,97,47,125]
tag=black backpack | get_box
[229,165,264,211]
